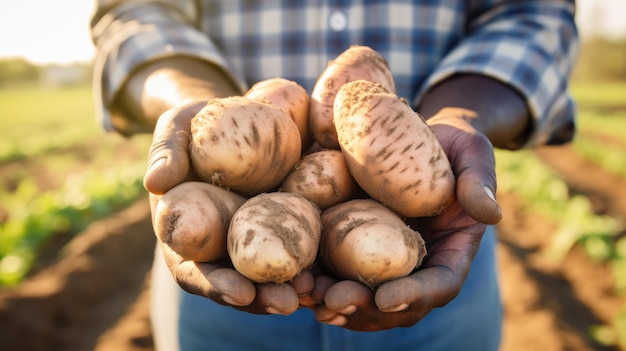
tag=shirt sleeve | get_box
[414,0,579,148]
[90,0,246,135]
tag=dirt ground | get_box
[1,144,625,351]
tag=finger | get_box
[288,271,316,307]
[310,275,337,305]
[384,212,483,311]
[453,133,501,225]
[314,305,347,326]
[289,271,315,297]
[380,210,483,312]
[375,264,465,313]
[255,283,300,315]
[144,101,207,195]
[161,244,256,306]
[457,165,502,225]
[431,123,502,225]
[324,280,372,314]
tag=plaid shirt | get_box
[91,0,579,147]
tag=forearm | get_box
[114,57,243,131]
[418,74,531,150]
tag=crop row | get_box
[0,160,147,285]
[495,148,626,347]
[0,85,102,164]
[0,85,156,285]
[571,110,626,179]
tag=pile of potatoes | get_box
[153,46,455,289]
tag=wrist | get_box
[418,74,531,149]
[115,57,242,131]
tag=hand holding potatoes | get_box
[144,46,502,329]
[313,108,501,331]
[144,86,313,314]
[150,190,316,316]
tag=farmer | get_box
[90,1,579,350]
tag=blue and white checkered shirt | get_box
[91,0,579,147]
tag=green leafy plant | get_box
[496,148,626,349]
[0,160,146,285]
[496,149,623,261]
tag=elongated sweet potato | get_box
[227,192,322,283]
[190,96,302,196]
[319,199,427,289]
[309,45,396,149]
[153,181,247,262]
[334,80,455,217]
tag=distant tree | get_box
[0,58,40,86]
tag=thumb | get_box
[143,102,207,195]
[429,121,502,225]
[456,166,502,225]
[452,132,502,225]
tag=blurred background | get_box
[0,1,624,350]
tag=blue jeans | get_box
[151,227,502,351]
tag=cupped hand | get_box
[150,191,315,316]
[314,108,502,331]
[145,104,317,316]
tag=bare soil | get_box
[1,144,625,351]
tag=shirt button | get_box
[329,11,348,31]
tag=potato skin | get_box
[153,182,247,262]
[334,80,455,217]
[279,149,359,210]
[245,78,313,150]
[309,45,396,149]
[190,96,302,196]
[320,199,427,289]
[227,192,322,283]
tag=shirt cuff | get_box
[414,28,578,147]
[92,19,246,135]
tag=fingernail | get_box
[266,306,284,315]
[484,186,497,203]
[383,303,409,313]
[221,295,244,307]
[339,305,357,315]
[325,315,347,327]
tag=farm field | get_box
[0,81,625,351]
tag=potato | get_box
[227,192,321,283]
[190,96,302,196]
[334,80,455,217]
[309,45,396,149]
[244,78,313,149]
[319,199,427,289]
[280,149,359,210]
[153,181,246,262]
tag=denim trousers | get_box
[150,226,502,351]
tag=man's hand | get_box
[159,240,316,316]
[141,74,516,326]
[145,103,318,315]
[313,109,501,331]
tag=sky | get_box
[0,0,625,65]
